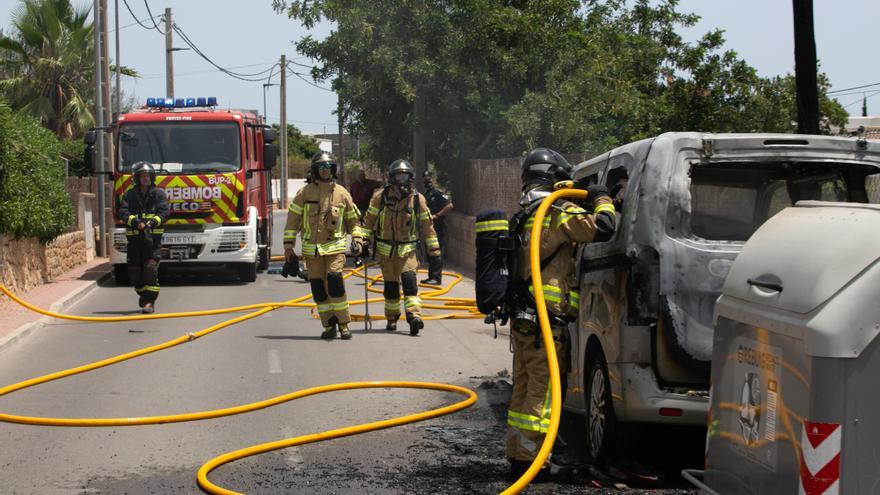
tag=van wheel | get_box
[112,264,130,285]
[258,246,269,271]
[586,352,615,464]
[237,262,257,283]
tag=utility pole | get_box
[792,0,819,134]
[114,0,121,116]
[165,7,174,97]
[279,54,288,209]
[93,0,106,256]
[412,92,426,189]
[863,95,868,117]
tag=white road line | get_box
[268,349,282,374]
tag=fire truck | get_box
[84,97,277,283]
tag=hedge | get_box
[0,99,73,241]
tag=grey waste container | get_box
[689,201,880,495]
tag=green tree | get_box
[1,0,104,138]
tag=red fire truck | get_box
[84,97,277,283]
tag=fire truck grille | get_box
[217,231,247,252]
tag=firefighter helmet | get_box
[388,159,415,191]
[131,161,156,185]
[520,148,572,191]
[310,152,337,179]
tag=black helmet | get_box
[131,161,156,185]
[310,152,337,179]
[520,148,572,190]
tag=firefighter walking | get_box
[117,162,169,314]
[361,160,440,336]
[420,171,454,285]
[506,148,616,480]
[284,152,363,340]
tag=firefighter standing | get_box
[117,162,169,314]
[360,160,440,335]
[421,171,453,285]
[506,148,616,480]
[284,152,363,340]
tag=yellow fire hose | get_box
[0,186,582,494]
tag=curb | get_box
[0,269,113,352]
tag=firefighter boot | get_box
[386,318,397,331]
[142,302,155,314]
[339,324,352,340]
[321,324,337,339]
[407,313,423,336]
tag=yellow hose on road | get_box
[0,188,578,494]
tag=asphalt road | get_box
[0,211,700,494]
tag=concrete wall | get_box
[0,231,88,294]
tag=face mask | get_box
[391,173,410,188]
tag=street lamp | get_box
[263,83,278,121]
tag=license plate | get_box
[161,233,202,244]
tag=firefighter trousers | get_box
[304,253,350,327]
[506,321,569,464]
[378,251,420,321]
[126,239,160,307]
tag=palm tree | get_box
[0,0,96,138]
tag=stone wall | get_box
[0,231,87,294]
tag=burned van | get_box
[565,132,880,463]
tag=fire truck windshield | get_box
[117,122,241,174]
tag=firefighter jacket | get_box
[118,185,169,240]
[516,196,616,319]
[283,181,361,257]
[360,186,440,259]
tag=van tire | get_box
[258,246,269,271]
[237,262,257,283]
[112,264,130,285]
[585,351,615,465]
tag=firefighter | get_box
[420,171,453,285]
[360,159,440,336]
[117,162,169,314]
[283,152,363,340]
[506,148,616,480]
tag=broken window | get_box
[681,161,880,242]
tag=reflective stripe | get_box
[317,238,347,255]
[283,229,299,241]
[289,202,304,214]
[376,241,393,257]
[126,214,137,226]
[399,243,417,256]
[302,243,317,256]
[569,290,580,310]
[142,214,162,226]
[529,284,563,303]
[331,301,350,311]
[316,303,333,314]
[594,203,616,216]
[151,228,164,235]
[404,296,421,309]
[425,236,439,249]
[475,219,508,233]
[507,410,549,433]
[125,229,138,236]
[344,207,359,220]
[523,217,551,229]
[417,210,431,221]
[142,285,160,293]
[384,300,400,310]
[352,226,371,239]
[302,203,311,240]
[367,206,380,216]
[555,206,587,227]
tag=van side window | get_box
[605,166,629,214]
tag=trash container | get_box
[688,201,880,495]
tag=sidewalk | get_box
[0,257,111,350]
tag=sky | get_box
[1,0,878,133]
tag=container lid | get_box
[723,201,880,314]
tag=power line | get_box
[112,14,162,32]
[287,67,333,92]
[841,90,880,110]
[141,0,164,34]
[121,0,159,31]
[138,61,278,79]
[172,23,278,81]
[827,82,880,95]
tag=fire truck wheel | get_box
[112,264,130,286]
[237,262,257,283]
[258,247,270,271]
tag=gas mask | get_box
[391,172,412,193]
